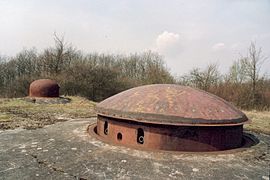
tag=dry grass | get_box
[244,110,270,135]
[0,96,96,130]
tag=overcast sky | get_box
[0,0,269,75]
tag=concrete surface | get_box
[0,118,269,180]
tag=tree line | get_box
[0,35,174,101]
[0,35,269,110]
[177,42,269,110]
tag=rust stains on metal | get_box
[97,84,248,126]
[96,115,243,152]
[29,79,60,98]
[94,84,250,152]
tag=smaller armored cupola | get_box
[29,79,60,98]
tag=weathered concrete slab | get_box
[0,118,269,180]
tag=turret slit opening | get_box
[137,128,144,144]
[104,121,108,135]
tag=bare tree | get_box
[241,42,267,106]
[228,59,247,84]
[188,63,220,91]
[40,33,77,75]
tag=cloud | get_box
[212,43,225,51]
[153,31,181,56]
[156,31,180,49]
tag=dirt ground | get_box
[0,96,96,130]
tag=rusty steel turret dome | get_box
[29,79,60,98]
[97,84,248,126]
[93,84,250,152]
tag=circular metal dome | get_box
[97,84,249,126]
[29,79,60,98]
